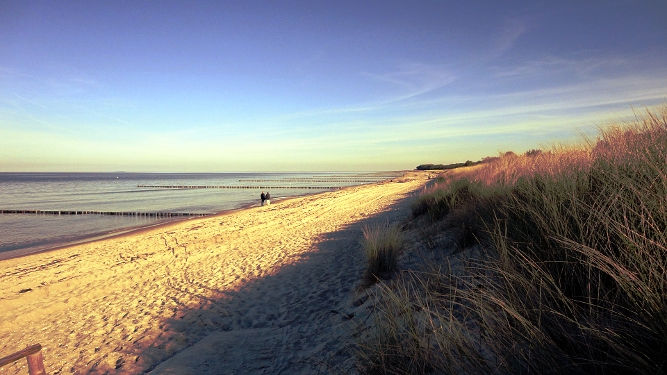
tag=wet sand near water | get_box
[0,172,430,374]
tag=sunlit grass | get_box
[359,105,667,374]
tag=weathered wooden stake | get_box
[0,343,47,375]
[26,350,46,375]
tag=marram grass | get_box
[361,223,404,285]
[359,105,667,375]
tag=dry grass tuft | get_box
[361,223,404,285]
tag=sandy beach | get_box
[0,172,429,374]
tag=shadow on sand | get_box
[126,193,417,375]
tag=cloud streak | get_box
[361,63,458,103]
[490,16,529,58]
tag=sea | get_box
[0,172,400,260]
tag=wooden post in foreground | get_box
[0,344,47,375]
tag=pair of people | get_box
[260,191,271,206]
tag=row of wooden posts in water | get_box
[0,181,390,218]
[0,210,210,217]
[137,185,345,189]
[236,179,384,183]
[0,185,361,217]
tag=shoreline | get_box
[0,180,384,262]
[0,171,428,374]
[0,201,257,262]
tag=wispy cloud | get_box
[361,62,457,103]
[7,92,49,109]
[490,16,529,58]
[493,55,631,78]
[0,66,34,79]
[275,71,667,150]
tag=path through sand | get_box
[0,173,429,374]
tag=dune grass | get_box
[357,105,667,374]
[361,223,404,285]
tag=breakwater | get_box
[237,179,382,183]
[137,185,344,190]
[0,210,210,217]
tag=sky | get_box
[1,1,666,172]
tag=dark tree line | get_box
[415,160,479,170]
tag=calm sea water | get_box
[0,172,397,259]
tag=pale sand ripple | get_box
[0,172,430,374]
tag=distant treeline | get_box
[416,150,545,171]
[415,160,481,170]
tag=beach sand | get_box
[0,171,430,374]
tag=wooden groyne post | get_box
[237,179,383,183]
[136,185,345,190]
[0,210,210,218]
[0,344,47,375]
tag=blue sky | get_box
[1,1,666,172]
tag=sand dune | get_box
[0,172,429,374]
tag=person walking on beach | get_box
[265,191,271,205]
[260,191,266,206]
